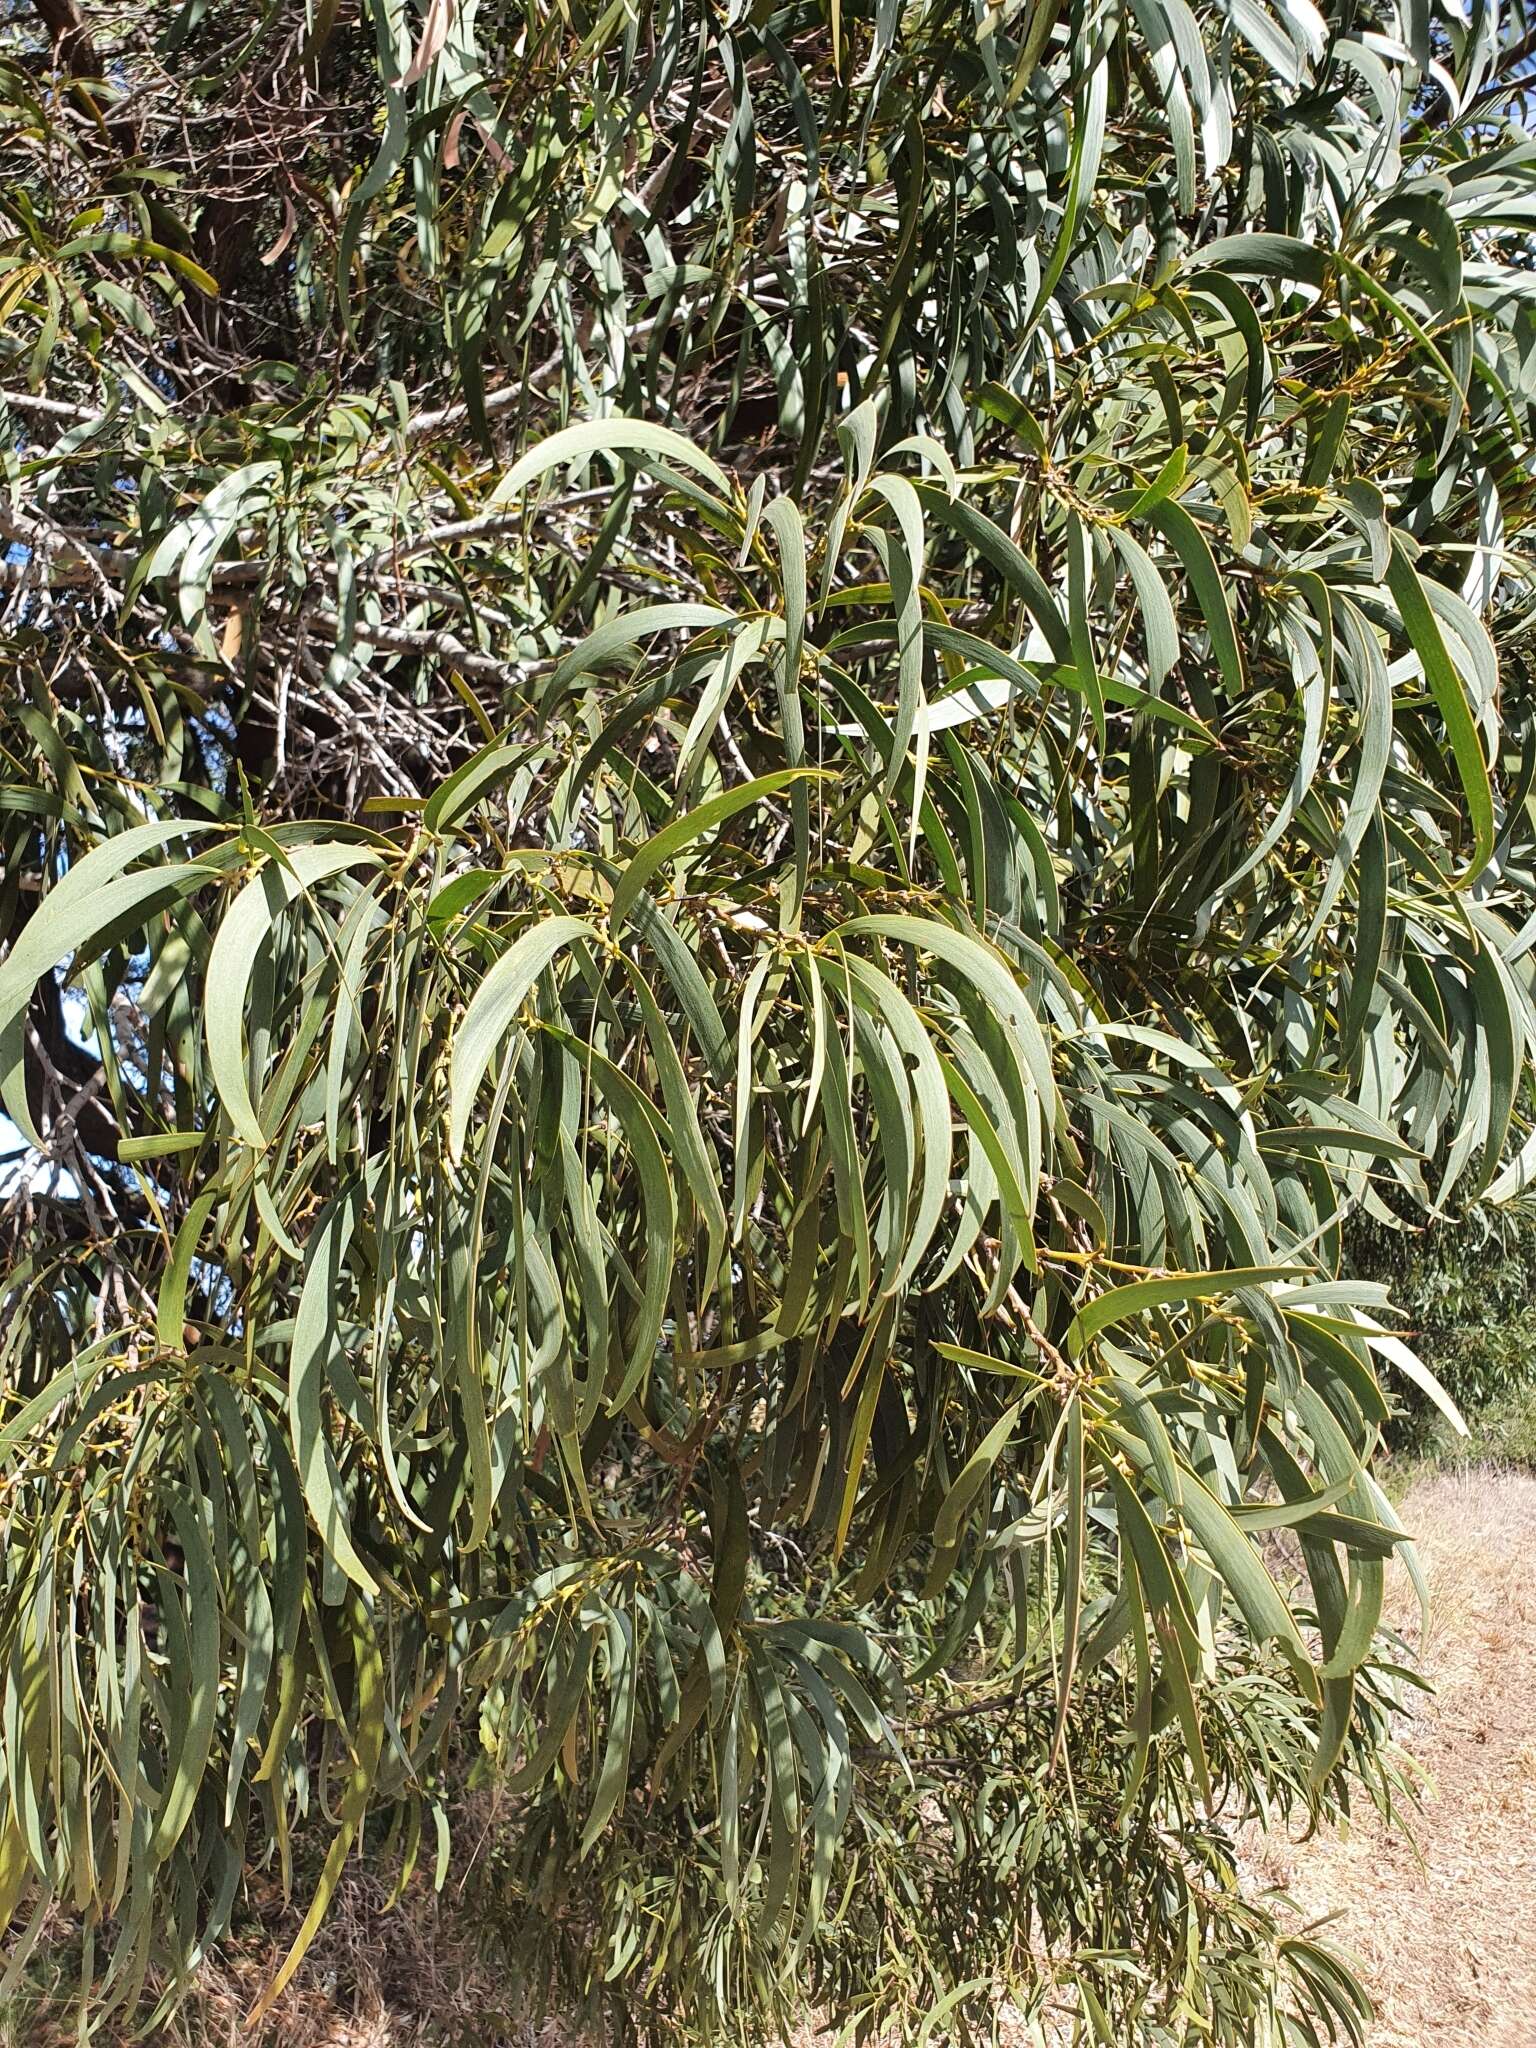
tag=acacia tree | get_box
[2,0,1536,2039]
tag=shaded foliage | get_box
[1352,1203,1536,1435]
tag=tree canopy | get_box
[3,0,1536,2040]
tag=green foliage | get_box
[1445,1378,1536,1464]
[471,1620,1419,2046]
[2,0,1536,2040]
[1352,1205,1536,1438]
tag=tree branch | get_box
[31,0,103,74]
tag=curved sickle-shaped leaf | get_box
[492,418,732,503]
[447,916,595,1159]
[205,843,381,1150]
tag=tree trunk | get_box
[31,0,102,73]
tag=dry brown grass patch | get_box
[1249,1467,1536,2048]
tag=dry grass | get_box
[0,1865,559,2048]
[1248,1466,1536,2048]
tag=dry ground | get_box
[1250,1467,1536,2048]
[0,1868,541,2048]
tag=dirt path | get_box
[1249,1469,1536,2048]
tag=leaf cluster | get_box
[3,0,1536,2040]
